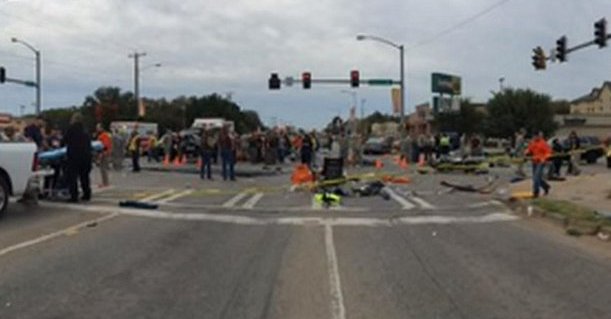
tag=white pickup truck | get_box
[0,142,38,216]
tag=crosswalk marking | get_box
[222,192,249,208]
[384,187,415,210]
[242,193,264,209]
[155,189,194,204]
[409,196,436,210]
[140,189,176,202]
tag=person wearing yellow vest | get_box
[439,133,451,158]
[128,129,141,173]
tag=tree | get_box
[433,99,485,135]
[550,100,570,115]
[484,88,557,138]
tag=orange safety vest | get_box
[98,131,112,156]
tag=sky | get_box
[1,0,611,129]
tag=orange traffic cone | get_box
[375,159,384,169]
[400,158,409,169]
[163,155,170,167]
[173,155,181,166]
[179,154,187,166]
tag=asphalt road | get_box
[0,160,610,319]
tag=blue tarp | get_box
[38,141,104,162]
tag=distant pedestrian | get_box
[96,123,112,187]
[128,129,141,172]
[218,126,236,181]
[514,129,528,176]
[24,116,45,150]
[526,131,552,198]
[567,131,581,176]
[300,133,314,168]
[111,129,125,170]
[550,138,564,178]
[63,113,92,202]
[200,128,217,180]
[146,131,159,162]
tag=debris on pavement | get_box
[119,200,159,210]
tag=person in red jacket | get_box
[525,131,552,197]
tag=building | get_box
[570,82,611,114]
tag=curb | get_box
[504,198,609,242]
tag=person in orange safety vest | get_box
[525,131,551,198]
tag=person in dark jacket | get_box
[218,126,236,181]
[63,113,92,202]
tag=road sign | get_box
[431,73,461,95]
[368,79,394,86]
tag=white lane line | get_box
[468,200,504,208]
[92,185,115,194]
[409,196,436,210]
[221,191,249,208]
[0,212,119,257]
[38,202,520,227]
[384,187,415,210]
[155,189,194,204]
[139,189,176,202]
[324,225,346,319]
[241,193,264,209]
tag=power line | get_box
[408,0,512,50]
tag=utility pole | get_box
[129,51,147,117]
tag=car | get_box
[363,137,392,155]
[0,142,38,216]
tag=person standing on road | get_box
[514,129,528,177]
[111,129,125,171]
[219,126,236,181]
[439,133,451,159]
[567,130,581,176]
[526,131,552,198]
[300,133,314,169]
[128,129,141,173]
[95,123,112,188]
[200,128,217,180]
[63,113,92,203]
[160,130,173,162]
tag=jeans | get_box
[221,149,235,180]
[532,162,550,196]
[200,150,213,179]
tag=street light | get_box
[11,37,41,115]
[356,34,405,135]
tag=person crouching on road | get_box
[63,113,92,203]
[200,128,217,180]
[96,123,112,188]
[526,131,552,198]
[219,126,236,181]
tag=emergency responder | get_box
[63,113,92,202]
[439,133,451,158]
[526,131,552,198]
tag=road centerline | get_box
[324,224,346,319]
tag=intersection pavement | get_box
[0,161,610,319]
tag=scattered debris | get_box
[119,201,159,210]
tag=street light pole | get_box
[356,34,406,136]
[11,37,41,115]
[129,52,147,118]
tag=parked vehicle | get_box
[0,142,38,216]
[363,137,392,155]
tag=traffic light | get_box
[0,67,5,84]
[556,36,567,62]
[532,46,546,70]
[594,18,607,48]
[350,70,359,88]
[268,73,281,90]
[302,72,311,89]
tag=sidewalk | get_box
[510,173,611,214]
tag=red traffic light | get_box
[302,72,311,89]
[350,70,359,87]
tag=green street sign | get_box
[368,79,394,86]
